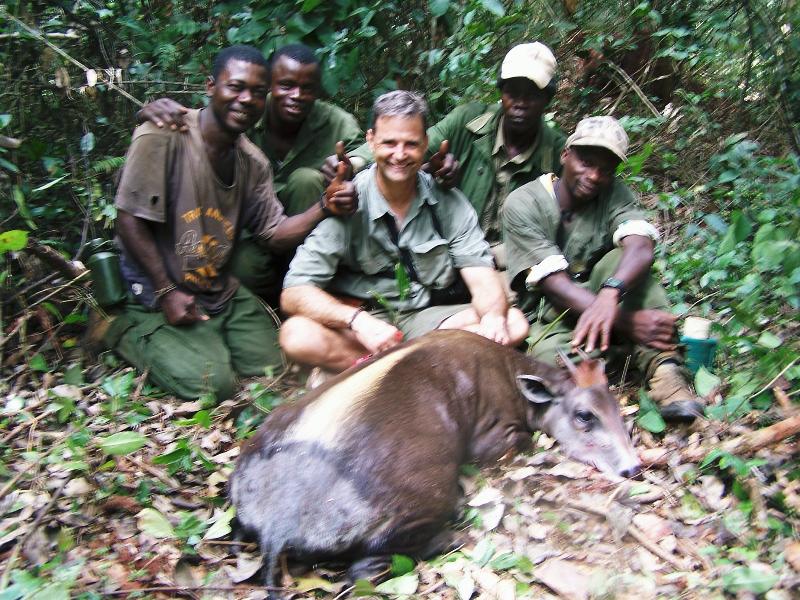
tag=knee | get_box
[281,168,326,213]
[507,307,531,346]
[156,359,237,401]
[279,316,323,359]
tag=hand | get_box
[571,288,620,352]
[422,140,460,188]
[323,161,358,216]
[477,312,510,346]
[320,141,354,186]
[350,311,403,354]
[621,309,678,350]
[159,289,209,325]
[136,98,189,131]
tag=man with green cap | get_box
[503,115,705,423]
[348,42,566,268]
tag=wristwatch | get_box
[601,277,627,299]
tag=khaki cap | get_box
[565,116,629,161]
[499,42,557,89]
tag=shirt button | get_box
[477,167,484,174]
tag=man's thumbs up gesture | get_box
[322,143,358,216]
[422,139,459,188]
[321,140,354,186]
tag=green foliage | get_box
[662,136,799,419]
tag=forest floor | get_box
[1,352,798,599]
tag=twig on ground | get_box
[641,413,800,466]
[565,499,686,570]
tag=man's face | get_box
[269,55,319,125]
[560,146,621,205]
[500,77,551,135]
[206,58,269,135]
[366,115,428,186]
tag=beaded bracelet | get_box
[153,283,177,301]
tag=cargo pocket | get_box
[411,239,455,287]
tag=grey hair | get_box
[372,90,428,130]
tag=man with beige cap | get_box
[350,42,565,266]
[504,116,705,423]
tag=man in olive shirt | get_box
[280,91,528,376]
[503,116,704,422]
[137,43,362,301]
[349,42,565,267]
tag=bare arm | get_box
[267,177,358,252]
[116,210,206,324]
[281,285,402,353]
[539,235,674,352]
[460,266,511,344]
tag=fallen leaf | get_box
[136,508,175,538]
[785,540,800,571]
[224,554,262,583]
[98,432,148,456]
[632,513,672,542]
[64,478,91,497]
[478,503,505,531]
[203,506,235,540]
[294,576,336,593]
[468,486,503,507]
[534,558,589,600]
[375,572,418,595]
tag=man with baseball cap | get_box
[349,42,566,267]
[503,116,705,423]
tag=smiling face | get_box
[206,58,269,135]
[366,114,428,187]
[269,55,319,126]
[560,145,621,206]
[500,77,551,135]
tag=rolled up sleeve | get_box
[503,185,564,289]
[283,218,347,289]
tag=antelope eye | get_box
[574,410,594,424]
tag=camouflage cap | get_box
[565,116,629,161]
[499,42,557,89]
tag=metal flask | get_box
[86,239,126,307]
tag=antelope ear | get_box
[517,375,557,405]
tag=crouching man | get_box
[503,116,704,422]
[104,45,356,400]
[279,91,529,379]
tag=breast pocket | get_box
[411,239,455,287]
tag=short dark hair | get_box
[268,43,320,71]
[211,45,268,79]
[372,90,429,130]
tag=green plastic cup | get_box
[680,336,718,374]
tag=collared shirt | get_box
[503,173,660,303]
[249,98,363,196]
[349,104,565,244]
[482,118,539,240]
[284,166,493,311]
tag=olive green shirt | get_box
[249,98,362,196]
[353,103,566,243]
[503,174,657,308]
[284,166,493,311]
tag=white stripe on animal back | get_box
[286,345,419,446]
